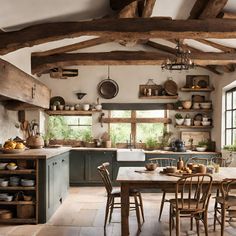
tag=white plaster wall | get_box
[40,65,213,140]
[0,103,21,144]
[211,71,236,150]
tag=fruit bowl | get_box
[1,148,25,154]
[7,164,17,170]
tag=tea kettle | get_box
[172,139,186,152]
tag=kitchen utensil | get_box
[50,96,65,106]
[163,78,178,96]
[98,66,119,99]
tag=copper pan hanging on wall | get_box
[97,66,119,99]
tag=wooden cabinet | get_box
[0,157,38,224]
[46,152,69,221]
[0,59,50,109]
[69,150,115,185]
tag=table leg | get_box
[121,183,130,236]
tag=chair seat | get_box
[169,198,204,212]
[111,187,140,197]
[216,195,236,207]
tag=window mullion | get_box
[131,111,136,144]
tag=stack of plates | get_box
[21,179,35,187]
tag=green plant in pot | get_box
[175,113,184,125]
[83,131,95,147]
[196,140,208,152]
[158,127,173,150]
[145,137,158,150]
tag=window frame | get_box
[225,87,236,145]
[107,110,169,144]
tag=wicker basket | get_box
[17,205,34,219]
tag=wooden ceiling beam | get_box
[198,65,223,75]
[146,40,176,54]
[118,1,138,18]
[195,39,236,53]
[199,0,228,19]
[2,18,236,55]
[31,51,236,75]
[218,11,236,19]
[142,0,156,17]
[189,0,208,19]
[32,37,114,57]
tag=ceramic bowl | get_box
[182,101,192,109]
[202,121,211,126]
[4,195,13,202]
[0,181,9,187]
[196,146,207,152]
[200,102,211,109]
[82,104,90,111]
[75,104,80,110]
[175,118,184,125]
[6,165,17,170]
[21,179,35,187]
[58,105,64,110]
[0,163,8,170]
[163,146,172,151]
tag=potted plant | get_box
[145,137,158,150]
[175,100,183,110]
[83,131,95,147]
[196,140,208,152]
[158,127,173,150]
[184,113,191,126]
[175,113,184,125]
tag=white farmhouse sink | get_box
[117,149,145,162]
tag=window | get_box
[47,115,92,140]
[225,88,236,145]
[108,110,168,145]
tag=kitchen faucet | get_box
[127,133,134,150]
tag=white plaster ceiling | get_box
[0,0,236,53]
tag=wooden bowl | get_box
[165,166,177,173]
[145,163,157,171]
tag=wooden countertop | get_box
[0,147,70,159]
[0,146,220,159]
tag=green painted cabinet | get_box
[45,152,69,221]
[70,150,115,185]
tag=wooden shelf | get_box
[174,109,213,112]
[0,201,35,205]
[0,186,35,190]
[180,88,214,92]
[45,110,101,116]
[0,169,35,174]
[0,218,36,224]
[139,95,178,99]
[175,125,213,129]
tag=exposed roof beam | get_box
[146,40,176,54]
[199,0,228,19]
[189,0,208,19]
[118,1,138,18]
[142,0,156,17]
[2,18,236,55]
[218,11,236,19]
[32,37,114,57]
[31,51,236,75]
[198,65,223,75]
[195,39,236,53]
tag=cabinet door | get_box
[53,157,61,210]
[61,153,69,199]
[86,151,114,182]
[69,151,86,184]
[46,159,54,219]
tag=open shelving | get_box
[0,157,38,224]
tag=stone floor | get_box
[0,187,235,236]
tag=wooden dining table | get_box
[116,166,236,236]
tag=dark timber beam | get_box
[2,18,236,55]
[31,51,236,75]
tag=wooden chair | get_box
[188,156,210,166]
[97,162,144,231]
[169,174,212,236]
[148,157,176,221]
[214,178,236,236]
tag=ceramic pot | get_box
[26,134,44,149]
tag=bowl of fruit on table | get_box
[2,140,25,154]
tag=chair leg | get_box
[108,196,114,223]
[159,190,166,221]
[221,205,226,236]
[195,218,200,236]
[134,195,142,232]
[169,204,173,236]
[175,210,180,236]
[190,217,193,230]
[203,211,209,236]
[138,192,145,222]
[214,189,219,231]
[104,196,110,228]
